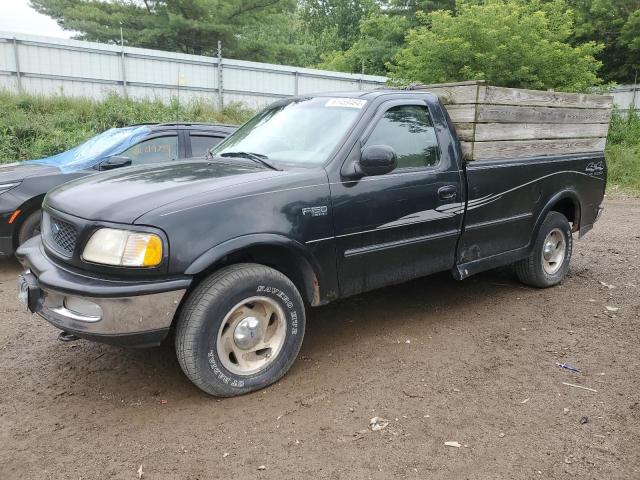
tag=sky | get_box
[0,0,72,38]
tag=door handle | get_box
[438,185,457,201]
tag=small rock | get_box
[563,408,570,415]
[223,452,230,458]
[580,416,589,425]
[498,433,505,438]
[520,397,530,404]
[369,417,389,431]
[257,465,266,471]
[405,340,411,344]
[605,306,619,312]
[599,281,616,289]
[137,465,144,479]
[444,441,461,448]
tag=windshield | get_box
[27,126,151,173]
[211,97,366,166]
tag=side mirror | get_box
[357,145,397,177]
[99,156,132,171]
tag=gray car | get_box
[0,122,236,256]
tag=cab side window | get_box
[121,135,178,165]
[365,105,439,169]
[190,134,224,157]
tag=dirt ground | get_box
[1,198,639,480]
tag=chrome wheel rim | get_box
[541,228,566,275]
[216,296,287,376]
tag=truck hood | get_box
[45,160,286,224]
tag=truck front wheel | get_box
[515,211,573,288]
[175,263,306,397]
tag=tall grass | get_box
[605,109,640,196]
[0,91,254,162]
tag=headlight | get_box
[82,228,163,267]
[0,182,21,195]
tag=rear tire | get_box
[515,211,572,288]
[17,210,42,246]
[175,263,306,397]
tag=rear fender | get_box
[530,190,581,251]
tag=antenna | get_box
[176,64,180,125]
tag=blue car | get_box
[0,122,236,256]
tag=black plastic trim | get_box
[344,229,459,258]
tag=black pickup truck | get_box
[16,90,606,396]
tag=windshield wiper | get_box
[218,151,281,171]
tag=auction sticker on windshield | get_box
[325,98,367,109]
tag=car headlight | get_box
[82,228,163,267]
[0,182,21,195]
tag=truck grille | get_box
[45,214,78,256]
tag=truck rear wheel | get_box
[515,211,572,288]
[175,263,306,397]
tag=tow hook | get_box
[58,331,79,342]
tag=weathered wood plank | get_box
[473,123,609,141]
[453,123,475,141]
[420,84,480,104]
[445,104,477,123]
[446,104,612,125]
[416,81,612,109]
[416,80,484,88]
[475,105,612,124]
[460,141,473,159]
[469,137,606,160]
[483,86,613,109]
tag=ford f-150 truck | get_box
[16,90,606,396]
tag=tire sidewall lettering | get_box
[204,282,301,389]
[256,285,299,336]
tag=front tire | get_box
[175,263,306,397]
[17,210,42,246]
[515,211,572,288]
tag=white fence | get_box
[0,31,386,109]
[610,85,639,114]
[1,31,635,114]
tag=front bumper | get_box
[16,236,190,347]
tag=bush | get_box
[605,109,640,196]
[0,91,253,162]
[389,0,603,92]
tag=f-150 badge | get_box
[302,206,328,217]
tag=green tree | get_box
[567,0,640,82]
[30,0,303,63]
[390,0,604,91]
[299,0,378,54]
[318,13,409,75]
[386,0,456,24]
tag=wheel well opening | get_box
[192,245,320,306]
[12,197,45,248]
[550,197,580,232]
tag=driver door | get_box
[331,100,463,297]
